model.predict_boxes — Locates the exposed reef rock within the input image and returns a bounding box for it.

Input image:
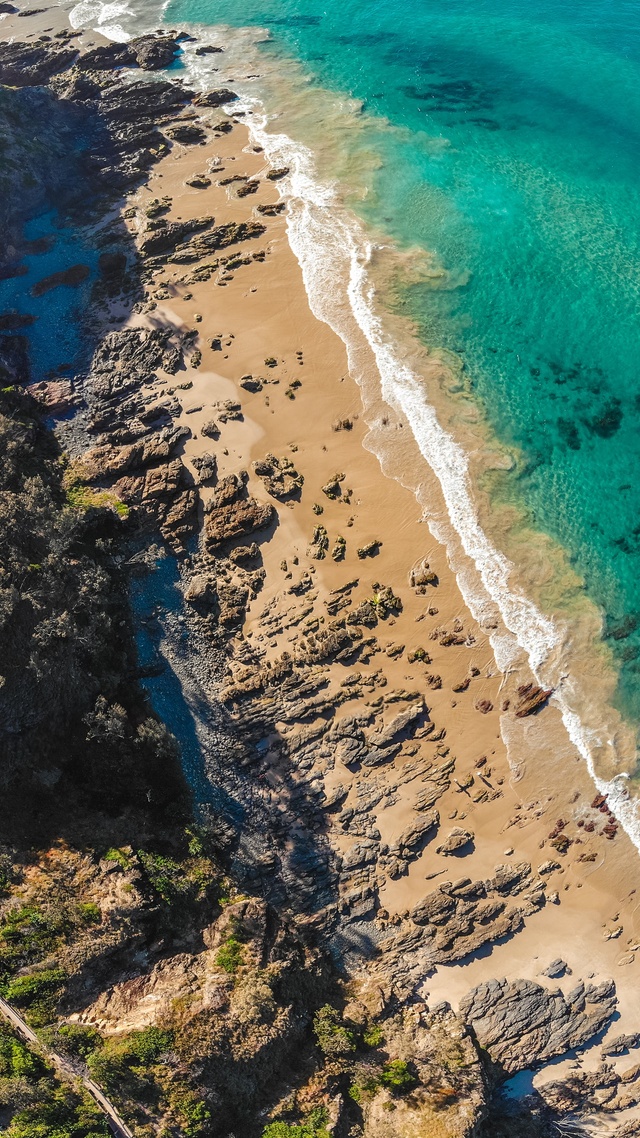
[460,976,617,1074]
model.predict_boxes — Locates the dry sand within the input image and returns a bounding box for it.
[4,0,640,1105]
[127,114,640,1082]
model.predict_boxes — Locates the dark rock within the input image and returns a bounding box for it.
[139,216,214,257]
[257,202,286,216]
[0,312,35,331]
[185,174,211,188]
[98,250,128,292]
[184,573,217,607]
[236,179,259,197]
[30,263,90,297]
[194,88,237,107]
[166,122,207,145]
[131,34,181,70]
[436,828,475,856]
[515,682,553,717]
[239,374,263,393]
[75,42,133,71]
[0,40,77,86]
[162,221,266,264]
[460,977,617,1074]
[201,420,220,439]
[205,497,275,547]
[601,1031,640,1057]
[0,334,29,385]
[541,958,569,979]
[229,543,259,565]
[357,540,381,559]
[191,452,217,484]
[252,453,303,499]
[28,379,78,415]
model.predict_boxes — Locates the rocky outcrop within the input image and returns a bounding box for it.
[205,497,275,547]
[539,1059,640,1117]
[0,40,78,86]
[436,827,475,856]
[460,976,617,1074]
[139,216,214,257]
[514,682,553,717]
[194,87,238,107]
[252,453,304,499]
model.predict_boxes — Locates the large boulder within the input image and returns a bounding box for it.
[460,976,617,1074]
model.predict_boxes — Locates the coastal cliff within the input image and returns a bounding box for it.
[0,10,639,1138]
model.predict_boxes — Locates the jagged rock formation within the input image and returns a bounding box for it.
[460,976,617,1074]
[0,24,628,1138]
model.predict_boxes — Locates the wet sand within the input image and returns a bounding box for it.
[5,0,640,1115]
[125,108,640,1081]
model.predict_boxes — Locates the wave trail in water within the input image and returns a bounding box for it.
[237,97,640,851]
[63,0,640,850]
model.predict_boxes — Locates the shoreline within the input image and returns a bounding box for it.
[126,21,640,1022]
[227,61,640,844]
[68,0,640,834]
[4,5,640,1130]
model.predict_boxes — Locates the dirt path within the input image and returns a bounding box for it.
[0,996,134,1138]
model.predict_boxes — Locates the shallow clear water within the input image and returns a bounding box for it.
[162,0,640,731]
[0,211,98,379]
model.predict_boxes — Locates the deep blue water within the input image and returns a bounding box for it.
[164,0,640,725]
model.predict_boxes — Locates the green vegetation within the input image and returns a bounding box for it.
[44,1024,103,1061]
[263,1106,330,1138]
[102,848,130,869]
[312,1005,356,1057]
[0,1020,107,1137]
[65,480,130,518]
[88,1026,173,1092]
[5,969,66,1026]
[350,1058,416,1103]
[215,935,245,975]
[0,906,67,987]
[76,903,101,925]
[362,1023,384,1048]
[379,1059,415,1091]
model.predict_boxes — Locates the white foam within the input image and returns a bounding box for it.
[238,97,640,853]
[69,0,135,40]
[63,10,640,851]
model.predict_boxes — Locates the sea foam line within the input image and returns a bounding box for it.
[238,98,640,853]
[64,3,640,853]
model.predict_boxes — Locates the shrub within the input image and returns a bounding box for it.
[0,1025,44,1080]
[77,903,101,925]
[379,1059,415,1093]
[215,936,244,975]
[88,1026,173,1091]
[103,848,130,869]
[50,1024,102,1060]
[4,1081,108,1137]
[0,907,66,982]
[362,1023,384,1048]
[166,1081,212,1138]
[263,1108,329,1138]
[5,969,65,1022]
[312,1005,356,1057]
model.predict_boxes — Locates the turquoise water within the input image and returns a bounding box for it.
[164,0,640,725]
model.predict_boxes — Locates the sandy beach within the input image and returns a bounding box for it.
[119,85,640,1100]
[4,4,640,1128]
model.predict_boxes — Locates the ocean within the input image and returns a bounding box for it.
[68,0,640,844]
